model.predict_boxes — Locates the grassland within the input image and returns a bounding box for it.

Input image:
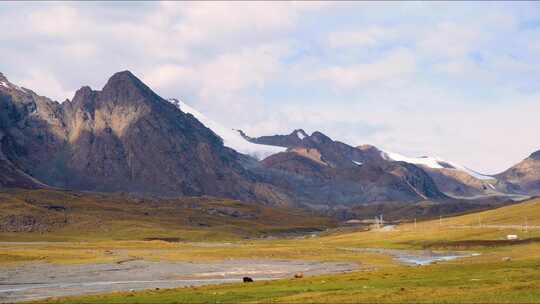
[41,259,540,304]
[0,189,333,243]
[3,191,540,303]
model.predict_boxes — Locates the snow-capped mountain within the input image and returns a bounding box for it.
[1,69,531,213]
[168,99,285,160]
[379,150,504,198]
[380,150,494,181]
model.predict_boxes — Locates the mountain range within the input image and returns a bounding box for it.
[1,71,537,213]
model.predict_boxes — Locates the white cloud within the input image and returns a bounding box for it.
[28,6,81,37]
[144,43,289,101]
[417,22,484,59]
[153,1,328,48]
[327,27,399,48]
[19,70,74,102]
[315,48,416,89]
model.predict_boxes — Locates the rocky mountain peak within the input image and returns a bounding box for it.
[106,70,140,84]
[101,70,158,104]
[308,131,332,144]
[292,129,308,140]
[72,86,94,101]
[70,86,97,113]
[0,72,8,83]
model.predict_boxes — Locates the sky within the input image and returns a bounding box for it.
[1,1,539,174]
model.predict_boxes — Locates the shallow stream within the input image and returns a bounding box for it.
[341,247,480,266]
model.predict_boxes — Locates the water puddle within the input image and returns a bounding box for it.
[340,248,480,266]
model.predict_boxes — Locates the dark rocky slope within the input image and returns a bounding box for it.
[246,128,511,200]
[247,130,448,207]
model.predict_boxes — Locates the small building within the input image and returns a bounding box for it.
[506,234,519,240]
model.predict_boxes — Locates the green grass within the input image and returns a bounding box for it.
[41,256,540,303]
[8,195,540,303]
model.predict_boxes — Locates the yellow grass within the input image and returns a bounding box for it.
[3,194,540,303]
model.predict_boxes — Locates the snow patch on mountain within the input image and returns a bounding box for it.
[381,150,494,181]
[353,160,363,166]
[0,80,27,93]
[169,98,285,160]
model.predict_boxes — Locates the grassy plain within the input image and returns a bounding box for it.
[2,191,540,303]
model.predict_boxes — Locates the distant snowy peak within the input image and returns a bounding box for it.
[168,98,285,160]
[381,150,495,181]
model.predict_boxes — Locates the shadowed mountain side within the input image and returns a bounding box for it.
[257,151,447,207]
[0,75,65,189]
[244,128,523,200]
[244,127,447,205]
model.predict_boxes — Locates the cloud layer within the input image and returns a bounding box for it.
[1,1,539,173]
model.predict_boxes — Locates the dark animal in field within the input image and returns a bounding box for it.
[294,272,304,279]
[46,205,66,211]
[243,277,253,283]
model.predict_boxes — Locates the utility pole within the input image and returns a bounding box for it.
[439,215,442,228]
[414,218,417,231]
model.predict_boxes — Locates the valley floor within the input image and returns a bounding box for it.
[0,256,357,303]
[2,194,540,303]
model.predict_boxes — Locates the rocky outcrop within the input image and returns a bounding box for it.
[240,129,308,148]
[0,73,63,189]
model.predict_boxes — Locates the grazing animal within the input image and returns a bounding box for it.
[46,205,66,211]
[243,277,254,283]
[502,257,512,262]
[294,272,304,279]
